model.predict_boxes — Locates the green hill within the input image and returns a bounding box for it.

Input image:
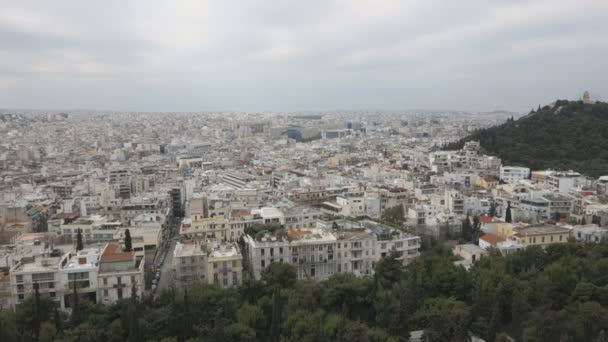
[444,100,608,177]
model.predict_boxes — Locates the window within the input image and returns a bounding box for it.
[214,262,218,269]
[261,260,265,268]
[131,276,135,284]
[279,247,283,254]
[560,235,563,241]
[117,288,123,299]
[261,248,265,256]
[103,278,108,286]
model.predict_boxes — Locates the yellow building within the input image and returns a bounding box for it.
[475,176,499,189]
[511,225,571,247]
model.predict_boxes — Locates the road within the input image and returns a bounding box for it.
[153,217,180,297]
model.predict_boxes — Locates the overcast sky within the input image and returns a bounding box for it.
[1,1,607,112]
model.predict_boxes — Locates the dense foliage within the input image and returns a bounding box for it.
[444,100,608,177]
[4,241,608,341]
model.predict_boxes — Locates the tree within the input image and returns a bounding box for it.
[461,215,472,242]
[582,217,587,225]
[261,263,297,290]
[374,249,403,287]
[33,282,41,339]
[505,202,512,223]
[472,216,481,244]
[76,228,83,251]
[124,229,133,252]
[414,297,470,342]
[489,202,497,217]
[382,205,405,226]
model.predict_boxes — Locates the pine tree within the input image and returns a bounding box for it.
[124,229,132,252]
[76,228,83,251]
[505,202,512,223]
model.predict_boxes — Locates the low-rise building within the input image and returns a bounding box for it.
[511,224,571,247]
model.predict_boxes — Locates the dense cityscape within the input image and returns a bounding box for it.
[2,95,608,341]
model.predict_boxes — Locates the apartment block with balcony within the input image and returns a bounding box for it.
[59,247,102,308]
[243,232,290,280]
[288,228,337,280]
[9,256,62,307]
[207,242,242,289]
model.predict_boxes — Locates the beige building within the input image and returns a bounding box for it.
[453,244,488,263]
[173,241,243,289]
[511,225,571,247]
[97,244,145,305]
[207,242,242,289]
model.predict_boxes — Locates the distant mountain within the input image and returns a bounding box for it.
[443,100,608,177]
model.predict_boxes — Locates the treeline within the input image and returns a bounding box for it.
[3,241,608,341]
[443,100,608,177]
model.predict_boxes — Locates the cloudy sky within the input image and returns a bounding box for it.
[1,0,607,112]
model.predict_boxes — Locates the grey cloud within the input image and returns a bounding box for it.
[0,0,607,112]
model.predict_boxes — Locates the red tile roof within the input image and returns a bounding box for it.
[101,244,133,262]
[479,233,505,246]
[479,215,504,224]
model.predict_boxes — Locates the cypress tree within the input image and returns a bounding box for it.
[124,229,132,252]
[76,228,83,251]
[270,287,282,341]
[505,202,512,223]
[53,305,62,333]
[33,282,41,339]
[71,280,80,327]
[489,202,497,217]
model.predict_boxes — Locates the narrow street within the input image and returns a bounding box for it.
[153,217,180,297]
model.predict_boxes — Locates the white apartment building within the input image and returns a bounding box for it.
[60,215,121,243]
[173,241,208,286]
[335,229,376,276]
[173,240,243,289]
[288,228,337,280]
[97,244,145,304]
[243,232,291,280]
[335,195,366,217]
[58,248,102,308]
[500,166,530,184]
[10,256,62,307]
[545,171,585,193]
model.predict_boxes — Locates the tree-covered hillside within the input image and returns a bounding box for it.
[4,241,608,341]
[444,100,608,177]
